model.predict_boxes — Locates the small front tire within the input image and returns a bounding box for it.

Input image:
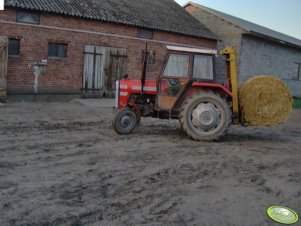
[112,108,138,134]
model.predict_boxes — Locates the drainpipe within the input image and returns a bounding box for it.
[33,60,47,101]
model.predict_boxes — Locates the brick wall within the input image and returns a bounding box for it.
[0,8,216,94]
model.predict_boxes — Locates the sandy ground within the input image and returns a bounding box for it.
[0,100,300,226]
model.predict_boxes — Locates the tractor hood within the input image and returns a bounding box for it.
[116,79,157,108]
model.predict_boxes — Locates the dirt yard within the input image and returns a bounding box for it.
[0,100,300,226]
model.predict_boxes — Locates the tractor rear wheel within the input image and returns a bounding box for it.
[113,108,138,134]
[179,91,231,141]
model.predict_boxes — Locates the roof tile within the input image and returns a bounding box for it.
[4,0,217,40]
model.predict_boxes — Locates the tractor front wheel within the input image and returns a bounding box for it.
[179,91,231,141]
[113,108,138,134]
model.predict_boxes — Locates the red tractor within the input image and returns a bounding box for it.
[112,45,239,141]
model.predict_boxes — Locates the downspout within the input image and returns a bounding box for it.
[33,60,47,101]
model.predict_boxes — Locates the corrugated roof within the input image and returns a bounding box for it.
[4,0,217,40]
[184,2,301,47]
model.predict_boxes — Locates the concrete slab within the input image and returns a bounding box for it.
[73,98,115,108]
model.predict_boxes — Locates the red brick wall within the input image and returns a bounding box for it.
[0,8,216,94]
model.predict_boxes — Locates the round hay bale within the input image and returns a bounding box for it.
[239,76,292,126]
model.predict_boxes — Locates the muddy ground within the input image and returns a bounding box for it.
[0,100,300,226]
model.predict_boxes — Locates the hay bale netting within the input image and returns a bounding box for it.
[239,76,292,126]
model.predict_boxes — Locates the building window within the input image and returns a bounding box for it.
[138,29,153,39]
[142,50,155,65]
[294,62,301,80]
[48,43,67,58]
[8,39,20,56]
[16,12,40,24]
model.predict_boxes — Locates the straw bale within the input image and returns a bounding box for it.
[239,76,292,126]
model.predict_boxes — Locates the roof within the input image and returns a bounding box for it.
[184,2,301,48]
[4,0,217,40]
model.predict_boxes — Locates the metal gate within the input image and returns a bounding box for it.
[83,45,126,98]
[0,36,8,102]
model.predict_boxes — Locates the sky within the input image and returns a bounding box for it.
[175,0,301,40]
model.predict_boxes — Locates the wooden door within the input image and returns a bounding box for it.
[104,47,126,97]
[83,45,126,98]
[0,36,8,102]
[83,45,105,97]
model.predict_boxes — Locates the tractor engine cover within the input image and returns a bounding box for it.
[116,79,157,109]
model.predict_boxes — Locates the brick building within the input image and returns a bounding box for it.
[184,2,301,98]
[0,0,217,100]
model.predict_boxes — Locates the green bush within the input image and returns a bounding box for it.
[293,98,301,108]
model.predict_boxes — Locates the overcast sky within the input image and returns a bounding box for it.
[175,0,301,40]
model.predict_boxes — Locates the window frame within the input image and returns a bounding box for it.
[294,62,301,80]
[8,39,20,56]
[163,53,190,78]
[192,54,215,81]
[48,42,68,59]
[137,29,153,40]
[141,50,156,66]
[16,11,40,24]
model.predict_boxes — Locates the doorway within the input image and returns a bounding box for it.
[0,36,8,102]
[83,45,126,98]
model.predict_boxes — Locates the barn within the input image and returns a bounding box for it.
[0,0,216,101]
[184,2,301,98]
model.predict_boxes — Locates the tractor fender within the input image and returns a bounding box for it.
[173,82,233,111]
[191,82,233,97]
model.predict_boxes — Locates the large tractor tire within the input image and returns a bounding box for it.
[179,91,231,141]
[113,108,138,134]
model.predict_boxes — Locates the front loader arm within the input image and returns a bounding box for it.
[221,47,240,125]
